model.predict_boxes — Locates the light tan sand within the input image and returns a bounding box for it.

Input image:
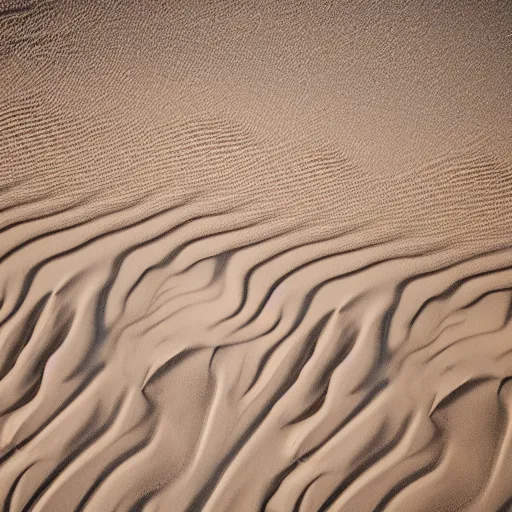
[1,1,512,510]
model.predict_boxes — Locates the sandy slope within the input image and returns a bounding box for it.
[1,1,512,510]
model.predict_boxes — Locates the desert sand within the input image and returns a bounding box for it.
[1,0,512,510]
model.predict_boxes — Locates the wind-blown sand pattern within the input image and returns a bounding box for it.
[1,1,512,511]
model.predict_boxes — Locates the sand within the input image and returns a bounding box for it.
[1,0,512,510]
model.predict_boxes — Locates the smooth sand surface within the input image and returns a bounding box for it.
[1,1,512,510]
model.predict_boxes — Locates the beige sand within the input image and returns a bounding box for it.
[1,0,512,510]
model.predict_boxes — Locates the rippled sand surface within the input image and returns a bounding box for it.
[1,1,512,511]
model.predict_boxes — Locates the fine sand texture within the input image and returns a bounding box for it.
[1,1,512,511]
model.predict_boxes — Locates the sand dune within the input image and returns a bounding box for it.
[1,1,512,510]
